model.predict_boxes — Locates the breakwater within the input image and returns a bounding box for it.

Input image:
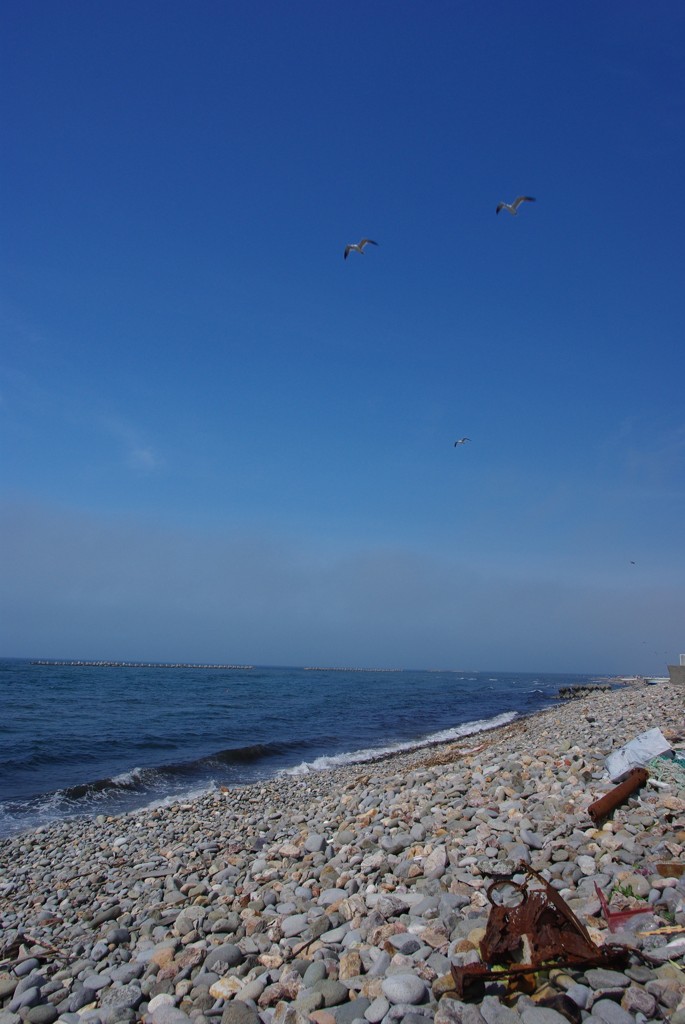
[30,660,254,669]
[557,682,613,699]
[303,666,402,672]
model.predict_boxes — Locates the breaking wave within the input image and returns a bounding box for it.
[281,710,518,775]
[0,739,311,835]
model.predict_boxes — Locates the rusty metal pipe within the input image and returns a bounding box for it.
[588,766,648,824]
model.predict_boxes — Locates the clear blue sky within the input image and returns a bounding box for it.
[2,1,683,673]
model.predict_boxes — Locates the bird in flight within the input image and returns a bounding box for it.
[454,437,471,446]
[344,238,378,260]
[496,196,536,216]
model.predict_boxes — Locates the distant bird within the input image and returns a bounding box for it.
[454,437,471,446]
[496,196,536,216]
[344,238,378,260]
[630,561,636,565]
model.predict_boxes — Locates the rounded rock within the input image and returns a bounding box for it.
[381,974,427,1006]
[8,986,41,1012]
[521,1011,570,1024]
[14,960,41,978]
[590,999,636,1024]
[26,1005,59,1024]
[90,941,109,962]
[312,979,349,1007]
[150,1008,192,1024]
[147,994,177,1013]
[220,1003,262,1024]
[202,944,243,971]
[364,996,390,1023]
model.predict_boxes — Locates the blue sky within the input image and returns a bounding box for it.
[1,1,683,673]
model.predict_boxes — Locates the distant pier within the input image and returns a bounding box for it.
[31,660,254,670]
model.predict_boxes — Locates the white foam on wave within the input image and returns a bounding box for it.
[0,787,90,839]
[111,766,146,786]
[138,780,217,814]
[280,711,518,776]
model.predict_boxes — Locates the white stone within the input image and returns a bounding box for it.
[381,972,426,1005]
[147,994,176,1013]
[576,855,596,875]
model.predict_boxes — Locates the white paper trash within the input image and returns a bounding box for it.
[605,726,672,783]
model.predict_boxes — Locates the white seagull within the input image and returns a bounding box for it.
[454,437,471,446]
[344,238,378,260]
[496,196,536,216]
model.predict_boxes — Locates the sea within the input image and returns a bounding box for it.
[0,659,606,839]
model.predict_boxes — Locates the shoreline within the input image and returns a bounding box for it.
[1,680,684,1024]
[1,664,607,838]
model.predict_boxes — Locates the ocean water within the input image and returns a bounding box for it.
[0,659,602,838]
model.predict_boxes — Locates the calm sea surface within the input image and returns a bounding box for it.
[0,659,602,837]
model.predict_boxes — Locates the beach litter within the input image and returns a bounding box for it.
[594,881,654,933]
[605,726,672,782]
[657,861,685,878]
[449,864,630,1001]
[647,752,685,792]
[587,765,648,824]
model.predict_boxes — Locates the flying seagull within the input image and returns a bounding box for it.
[496,196,536,216]
[344,238,378,260]
[454,437,470,446]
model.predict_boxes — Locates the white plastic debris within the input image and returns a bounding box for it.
[605,726,673,783]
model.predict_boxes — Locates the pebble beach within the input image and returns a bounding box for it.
[2,681,684,1024]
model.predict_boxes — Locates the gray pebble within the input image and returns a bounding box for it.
[220,1004,261,1024]
[281,914,309,938]
[66,986,97,1013]
[97,983,143,1013]
[385,933,421,955]
[564,983,590,1009]
[381,974,426,1006]
[81,975,111,993]
[202,944,243,971]
[15,974,47,997]
[150,1009,192,1024]
[383,1006,433,1022]
[92,907,121,926]
[520,1011,570,1024]
[331,998,371,1024]
[8,986,41,1013]
[584,969,630,991]
[590,1000,635,1024]
[389,1015,430,1024]
[0,979,19,1000]
[435,1001,486,1024]
[109,964,144,984]
[364,996,390,1023]
[14,959,41,978]
[302,962,327,987]
[293,991,324,1015]
[304,833,327,854]
[312,979,349,1007]
[479,996,522,1024]
[318,888,348,906]
[26,1006,59,1024]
